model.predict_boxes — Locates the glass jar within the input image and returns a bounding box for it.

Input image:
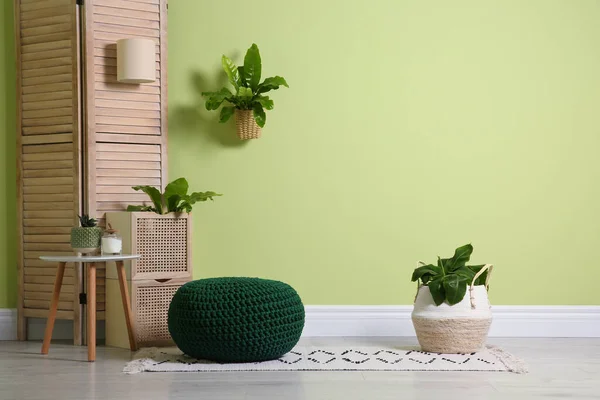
[101,226,122,255]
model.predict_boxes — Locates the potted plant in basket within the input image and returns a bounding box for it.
[411,244,493,353]
[71,215,102,255]
[202,43,289,140]
[126,177,221,214]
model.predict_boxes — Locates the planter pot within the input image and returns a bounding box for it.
[70,227,102,254]
[235,109,261,140]
[411,264,493,354]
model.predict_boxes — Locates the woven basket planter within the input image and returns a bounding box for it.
[411,264,493,354]
[235,109,261,140]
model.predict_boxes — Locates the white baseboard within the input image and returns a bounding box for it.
[2,306,599,340]
[303,305,600,337]
[0,309,17,340]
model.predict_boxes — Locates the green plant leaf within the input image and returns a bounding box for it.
[164,178,189,198]
[440,257,453,270]
[226,96,243,108]
[78,214,97,227]
[166,195,182,213]
[202,87,233,110]
[164,178,188,213]
[411,264,442,282]
[237,86,253,99]
[243,43,262,91]
[252,103,266,128]
[437,256,453,275]
[427,278,446,306]
[257,76,289,94]
[189,191,222,203]
[237,66,247,86]
[256,95,274,110]
[453,266,476,281]
[467,265,488,286]
[442,275,468,305]
[446,244,473,271]
[132,185,163,214]
[219,106,235,123]
[221,55,240,90]
[126,205,156,212]
[180,201,193,213]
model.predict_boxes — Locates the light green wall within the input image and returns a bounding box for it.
[2,1,600,307]
[1,0,17,309]
[168,0,600,305]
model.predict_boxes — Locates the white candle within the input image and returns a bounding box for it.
[102,237,122,254]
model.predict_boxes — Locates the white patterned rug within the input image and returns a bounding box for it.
[124,346,527,374]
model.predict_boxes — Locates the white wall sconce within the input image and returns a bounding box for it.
[117,38,156,83]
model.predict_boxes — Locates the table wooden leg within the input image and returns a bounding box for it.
[73,261,83,346]
[41,262,66,355]
[116,260,137,351]
[87,263,96,362]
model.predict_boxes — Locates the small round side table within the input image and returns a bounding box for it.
[39,254,140,362]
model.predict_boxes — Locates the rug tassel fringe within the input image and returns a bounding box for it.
[123,347,160,374]
[486,345,529,374]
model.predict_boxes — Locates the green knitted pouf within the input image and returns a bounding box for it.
[168,277,305,363]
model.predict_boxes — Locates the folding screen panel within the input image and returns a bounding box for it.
[15,0,168,342]
[81,0,168,323]
[15,0,83,342]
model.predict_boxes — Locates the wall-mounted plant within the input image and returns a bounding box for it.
[126,177,221,215]
[202,43,289,140]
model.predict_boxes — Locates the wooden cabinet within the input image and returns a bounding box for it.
[14,0,168,342]
[104,212,192,348]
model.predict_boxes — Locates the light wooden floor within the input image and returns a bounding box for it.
[0,337,598,400]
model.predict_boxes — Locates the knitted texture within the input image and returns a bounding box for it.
[168,277,305,363]
[70,227,102,250]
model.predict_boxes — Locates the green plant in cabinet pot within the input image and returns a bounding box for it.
[202,43,289,140]
[126,177,221,215]
[71,215,102,255]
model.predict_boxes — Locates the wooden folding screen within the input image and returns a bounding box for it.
[15,0,168,342]
[83,0,167,224]
[15,0,83,343]
[82,0,168,330]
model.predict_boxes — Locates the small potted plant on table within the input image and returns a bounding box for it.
[411,244,493,353]
[70,215,102,255]
[202,43,289,140]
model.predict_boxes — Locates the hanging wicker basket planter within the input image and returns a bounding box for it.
[235,109,262,140]
[411,264,493,354]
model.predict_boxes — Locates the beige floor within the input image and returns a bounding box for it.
[0,337,598,400]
